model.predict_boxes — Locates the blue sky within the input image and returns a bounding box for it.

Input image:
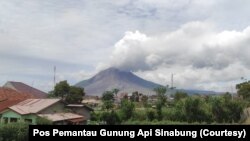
[1,0,250,92]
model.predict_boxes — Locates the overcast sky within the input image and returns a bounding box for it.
[1,0,250,92]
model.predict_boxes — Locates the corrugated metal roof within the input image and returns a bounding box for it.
[0,87,35,112]
[9,99,61,114]
[3,81,47,98]
[38,113,85,122]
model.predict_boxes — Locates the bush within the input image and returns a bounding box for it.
[132,110,147,121]
[100,111,121,125]
[36,117,53,125]
[119,99,135,120]
[146,110,156,121]
[0,122,28,141]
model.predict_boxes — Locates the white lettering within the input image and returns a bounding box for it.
[202,129,244,138]
[33,129,50,136]
[137,129,152,138]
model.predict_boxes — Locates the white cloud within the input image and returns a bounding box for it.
[109,22,250,91]
[1,0,250,92]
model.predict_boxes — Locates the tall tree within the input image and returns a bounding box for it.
[174,91,188,102]
[153,86,167,120]
[53,80,70,98]
[51,80,85,104]
[141,95,148,107]
[112,88,119,102]
[65,86,85,104]
[120,99,135,120]
[112,88,120,97]
[130,91,139,102]
[236,81,250,100]
[101,91,114,111]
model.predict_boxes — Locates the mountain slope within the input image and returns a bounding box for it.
[75,67,219,96]
[75,67,162,96]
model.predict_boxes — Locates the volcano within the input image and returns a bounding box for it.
[75,67,161,96]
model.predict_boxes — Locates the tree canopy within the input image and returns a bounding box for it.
[101,91,115,111]
[53,80,70,98]
[65,86,85,104]
[50,80,85,104]
[236,81,250,100]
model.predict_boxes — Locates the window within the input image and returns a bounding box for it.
[3,117,8,123]
[24,119,32,123]
[10,118,18,122]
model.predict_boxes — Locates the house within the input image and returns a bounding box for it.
[3,81,47,98]
[66,104,93,120]
[0,99,85,125]
[0,87,35,113]
[82,98,101,107]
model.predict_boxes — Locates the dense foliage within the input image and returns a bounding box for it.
[101,91,115,110]
[91,87,246,125]
[49,80,85,104]
[0,122,28,141]
[236,81,250,100]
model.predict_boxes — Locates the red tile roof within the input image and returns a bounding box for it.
[0,87,35,112]
[3,81,47,98]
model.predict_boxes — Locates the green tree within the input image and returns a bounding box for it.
[141,95,148,107]
[209,97,226,123]
[120,99,135,120]
[223,92,232,102]
[184,97,211,123]
[101,111,121,125]
[153,86,167,120]
[90,111,101,122]
[50,80,85,104]
[112,88,119,102]
[65,86,85,104]
[130,91,139,102]
[154,86,167,104]
[101,91,114,111]
[236,81,250,100]
[210,96,244,123]
[112,88,120,97]
[226,100,244,123]
[171,99,186,121]
[174,91,188,101]
[53,80,70,98]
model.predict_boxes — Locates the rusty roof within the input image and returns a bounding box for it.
[0,87,35,112]
[38,113,85,122]
[3,81,47,98]
[9,99,61,115]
